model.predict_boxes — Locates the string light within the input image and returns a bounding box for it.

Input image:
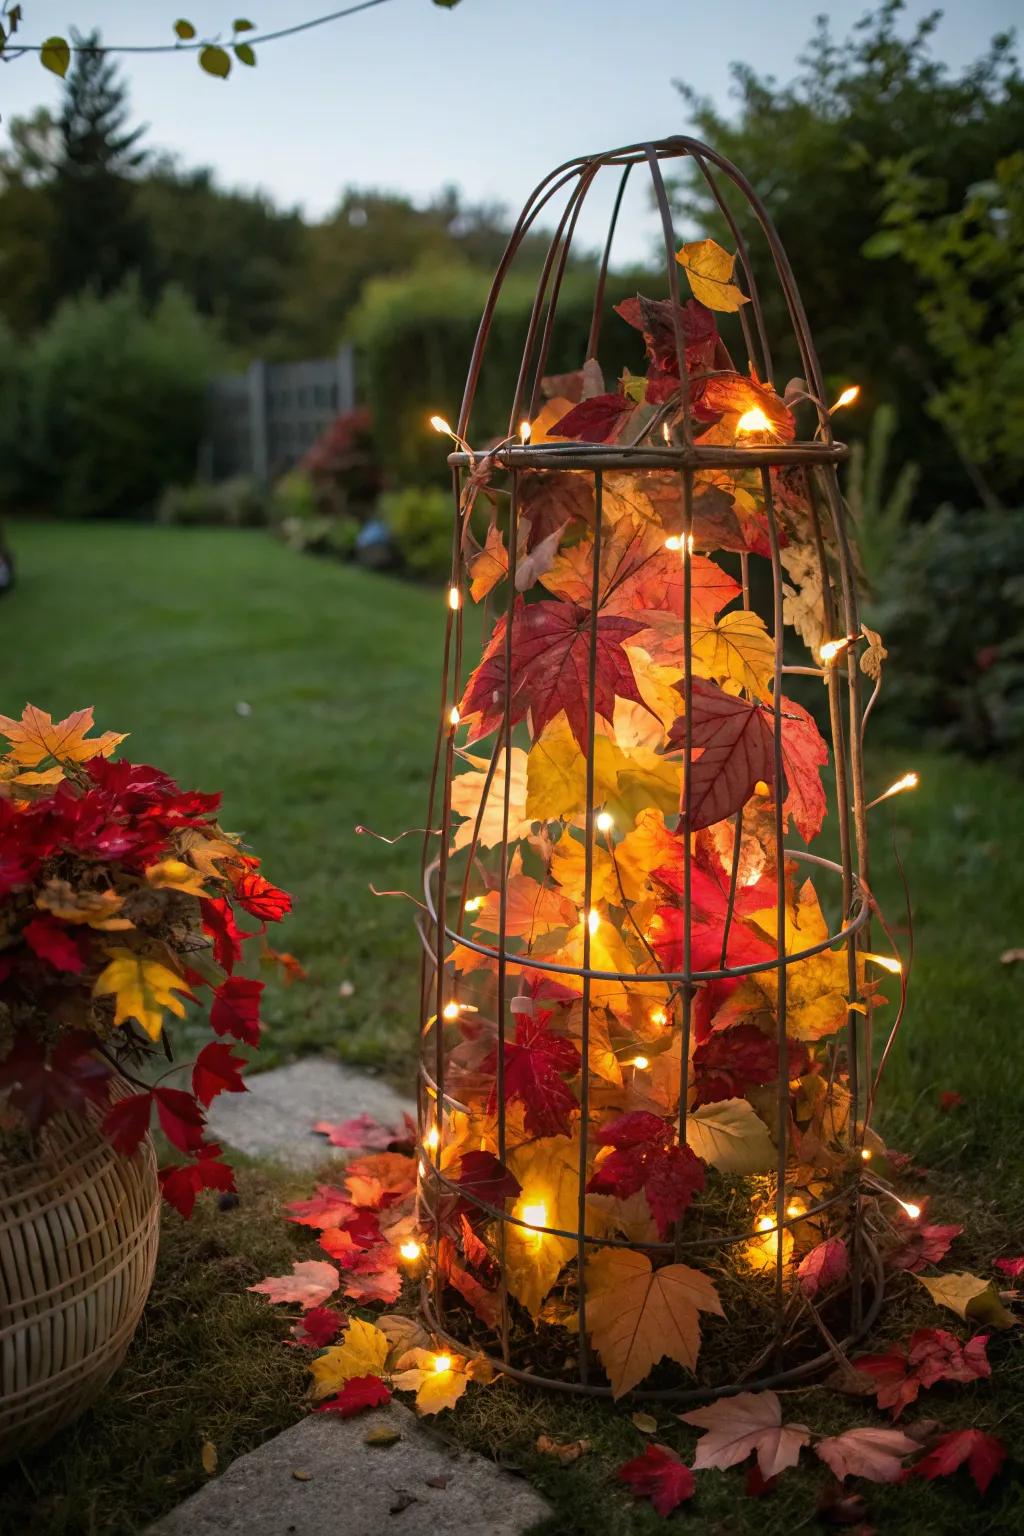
[519,420,532,445]
[399,1239,422,1262]
[650,1008,668,1027]
[830,384,860,413]
[864,951,903,975]
[664,533,695,555]
[429,414,452,436]
[860,1148,873,1162]
[596,810,614,834]
[632,1055,650,1070]
[819,636,853,664]
[786,1200,806,1219]
[901,1200,922,1221]
[662,422,672,444]
[587,908,601,937]
[448,587,461,610]
[756,1215,775,1233]
[464,895,483,913]
[448,706,460,727]
[736,406,772,434]
[520,1202,548,1231]
[867,772,919,810]
[442,1001,461,1021]
[432,1354,453,1374]
[424,1126,440,1152]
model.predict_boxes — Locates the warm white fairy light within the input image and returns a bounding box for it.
[861,1147,873,1162]
[830,384,860,413]
[596,810,614,834]
[819,635,854,664]
[430,414,452,436]
[442,1001,461,1021]
[632,1055,650,1070]
[756,1215,775,1233]
[448,706,460,727]
[520,1201,548,1231]
[662,422,671,444]
[424,1126,440,1152]
[519,420,532,444]
[586,908,601,937]
[448,586,461,610]
[864,951,903,976]
[664,533,695,555]
[399,1239,422,1262]
[785,1200,806,1219]
[650,1007,668,1027]
[737,406,772,434]
[867,772,919,810]
[464,895,483,913]
[432,1354,453,1374]
[901,1200,922,1221]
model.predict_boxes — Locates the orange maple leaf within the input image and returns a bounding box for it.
[0,705,125,767]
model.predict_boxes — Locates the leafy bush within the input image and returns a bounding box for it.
[12,281,223,519]
[869,505,1024,753]
[300,407,380,519]
[379,485,452,580]
[156,476,266,527]
[269,468,358,559]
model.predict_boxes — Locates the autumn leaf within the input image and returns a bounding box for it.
[483,1014,581,1138]
[585,1245,723,1397]
[233,871,291,922]
[145,859,209,899]
[747,880,870,1042]
[288,1306,345,1348]
[814,1426,919,1483]
[159,1145,235,1217]
[691,610,776,700]
[797,1236,849,1299]
[910,1428,1006,1496]
[308,1317,389,1398]
[525,713,620,821]
[994,1256,1024,1279]
[450,748,532,850]
[209,976,264,1046]
[455,1149,521,1213]
[676,239,749,312]
[618,1442,695,1517]
[201,896,251,973]
[285,1184,356,1229]
[468,521,508,602]
[391,1347,470,1415]
[103,1089,155,1154]
[553,392,637,443]
[586,1111,705,1238]
[249,1259,340,1312]
[685,1097,776,1174]
[503,1135,592,1318]
[93,949,192,1041]
[668,679,776,830]
[0,1030,111,1129]
[23,915,87,973]
[681,1390,811,1479]
[888,1216,962,1273]
[471,863,577,941]
[313,1112,405,1150]
[614,292,718,380]
[779,696,829,843]
[691,1023,808,1106]
[550,830,617,907]
[37,880,133,930]
[458,597,651,753]
[915,1271,1017,1329]
[697,373,795,440]
[853,1327,991,1418]
[192,1041,248,1107]
[0,703,125,766]
[316,1375,392,1418]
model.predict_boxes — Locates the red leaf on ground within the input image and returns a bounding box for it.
[459,597,650,753]
[910,1427,1006,1495]
[248,1258,339,1309]
[586,1111,705,1238]
[618,1442,695,1517]
[798,1236,849,1299]
[938,1089,966,1111]
[153,1085,207,1153]
[888,1219,962,1273]
[552,392,636,443]
[854,1328,990,1419]
[200,897,252,974]
[159,1146,235,1218]
[313,1113,402,1149]
[192,1041,248,1107]
[439,1235,501,1326]
[316,1375,392,1417]
[994,1256,1024,1279]
[210,976,264,1045]
[814,1425,918,1483]
[284,1184,356,1229]
[0,1030,111,1129]
[103,1089,154,1154]
[233,871,291,923]
[745,1463,777,1497]
[288,1306,346,1347]
[692,1024,808,1106]
[341,1267,402,1305]
[483,1015,581,1138]
[23,915,87,973]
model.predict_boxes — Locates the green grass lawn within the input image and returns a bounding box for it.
[2,521,1023,1534]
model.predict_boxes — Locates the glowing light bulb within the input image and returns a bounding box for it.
[430,414,452,436]
[448,586,461,610]
[519,420,532,444]
[464,895,483,913]
[650,1008,668,1028]
[587,908,600,937]
[596,811,614,834]
[819,636,853,664]
[632,1055,650,1070]
[664,534,681,551]
[864,951,903,975]
[433,1354,452,1374]
[737,406,772,434]
[442,1001,461,1021]
[830,385,860,412]
[868,772,919,809]
[521,1202,547,1231]
[400,1239,422,1262]
[786,1201,805,1220]
[449,706,460,727]
[424,1126,440,1152]
[860,1147,873,1162]
[901,1200,921,1222]
[754,779,770,797]
[662,422,671,444]
[757,1215,775,1233]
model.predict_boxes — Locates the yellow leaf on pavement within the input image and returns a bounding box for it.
[93,949,191,1040]
[309,1318,390,1400]
[676,239,749,313]
[0,703,125,767]
[37,879,133,930]
[585,1246,723,1397]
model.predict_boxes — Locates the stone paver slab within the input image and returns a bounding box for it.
[148,1404,550,1536]
[207,1057,413,1170]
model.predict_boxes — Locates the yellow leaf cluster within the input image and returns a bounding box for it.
[309,1318,389,1399]
[676,239,750,313]
[93,949,191,1041]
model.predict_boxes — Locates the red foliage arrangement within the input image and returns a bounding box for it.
[0,705,291,1216]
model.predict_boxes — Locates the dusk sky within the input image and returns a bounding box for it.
[2,1,1018,262]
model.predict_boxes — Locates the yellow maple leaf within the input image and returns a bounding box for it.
[550,830,616,907]
[177,828,243,881]
[585,1246,724,1397]
[93,949,191,1040]
[612,809,677,905]
[685,1097,776,1174]
[915,1272,1017,1330]
[747,880,874,1041]
[309,1317,390,1400]
[501,1136,606,1319]
[691,610,775,700]
[529,394,573,446]
[525,712,619,822]
[145,859,209,899]
[450,748,532,852]
[471,852,577,940]
[391,1346,470,1414]
[468,522,508,603]
[37,879,133,930]
[0,704,125,767]
[676,239,750,313]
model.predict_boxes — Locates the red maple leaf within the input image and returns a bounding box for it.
[553,392,637,443]
[313,1112,403,1149]
[854,1328,990,1419]
[614,293,718,381]
[316,1374,392,1417]
[697,372,795,440]
[587,1111,705,1237]
[994,1255,1024,1279]
[0,1030,111,1129]
[778,696,829,843]
[439,1234,501,1326]
[618,1442,695,1517]
[647,889,775,976]
[209,976,263,1046]
[888,1216,962,1273]
[232,871,291,923]
[23,915,88,974]
[200,897,252,974]
[288,1306,346,1348]
[455,1149,522,1215]
[284,1183,357,1229]
[103,1089,155,1154]
[159,1144,235,1218]
[341,1267,402,1305]
[458,597,650,752]
[192,1041,248,1107]
[797,1236,848,1299]
[691,1024,809,1106]
[483,1014,581,1138]
[153,1085,207,1153]
[669,679,777,829]
[910,1428,1006,1496]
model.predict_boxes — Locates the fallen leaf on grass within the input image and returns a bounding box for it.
[853,1327,990,1418]
[909,1427,1006,1495]
[200,1440,217,1475]
[915,1271,1017,1329]
[618,1442,695,1517]
[288,1306,346,1348]
[585,1246,723,1397]
[797,1237,848,1299]
[309,1318,390,1399]
[248,1259,339,1310]
[537,1434,591,1464]
[631,1411,658,1435]
[994,1256,1024,1279]
[315,1375,392,1418]
[680,1390,810,1478]
[938,1090,965,1111]
[391,1348,470,1415]
[814,1426,919,1483]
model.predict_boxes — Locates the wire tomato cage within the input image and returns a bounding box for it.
[411,136,916,1403]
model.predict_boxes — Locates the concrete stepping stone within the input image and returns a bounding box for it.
[207,1057,414,1170]
[148,1403,551,1535]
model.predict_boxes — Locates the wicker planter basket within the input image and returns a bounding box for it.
[0,1104,160,1459]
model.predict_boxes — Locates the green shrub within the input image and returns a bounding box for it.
[379,485,453,581]
[869,505,1024,754]
[16,281,223,519]
[156,476,266,527]
[270,468,359,559]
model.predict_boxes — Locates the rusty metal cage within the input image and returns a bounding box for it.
[415,137,906,1403]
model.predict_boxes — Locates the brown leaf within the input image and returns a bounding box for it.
[536,1434,591,1464]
